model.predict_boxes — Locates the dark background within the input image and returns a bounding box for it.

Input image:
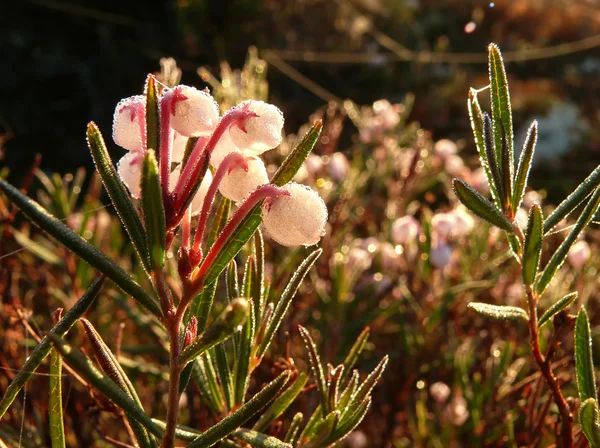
[2,0,600,200]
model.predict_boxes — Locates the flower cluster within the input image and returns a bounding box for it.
[112,82,327,253]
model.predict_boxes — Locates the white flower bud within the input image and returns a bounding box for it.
[430,244,452,269]
[431,213,456,241]
[113,95,145,151]
[305,154,324,175]
[328,152,350,181]
[169,86,219,137]
[219,156,269,203]
[568,240,591,269]
[434,139,457,159]
[171,132,189,162]
[210,130,240,168]
[391,216,419,245]
[430,382,451,404]
[449,206,474,237]
[117,151,144,198]
[229,100,284,154]
[169,165,213,215]
[444,154,466,176]
[262,183,327,247]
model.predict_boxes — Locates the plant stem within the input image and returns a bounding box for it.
[162,312,183,448]
[525,285,572,446]
[514,223,573,446]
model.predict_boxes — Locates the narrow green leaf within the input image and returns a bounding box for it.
[298,326,330,415]
[271,121,322,186]
[256,249,322,359]
[499,125,513,215]
[145,75,160,154]
[545,164,600,233]
[187,371,291,448]
[468,89,498,203]
[202,207,263,289]
[188,278,218,331]
[234,301,255,405]
[467,302,528,322]
[327,397,371,445]
[192,358,224,414]
[0,179,162,317]
[452,179,514,233]
[80,319,153,447]
[253,230,265,325]
[232,429,292,448]
[0,277,104,419]
[512,121,538,211]
[488,43,514,174]
[483,113,505,208]
[141,150,166,269]
[538,292,578,329]
[213,344,235,410]
[537,188,600,295]
[339,327,370,384]
[48,333,163,439]
[343,356,387,415]
[253,372,309,432]
[522,204,543,286]
[49,349,65,448]
[283,413,304,445]
[207,196,231,248]
[86,122,151,272]
[579,398,600,448]
[227,259,240,300]
[575,307,597,402]
[180,298,250,365]
[303,411,339,448]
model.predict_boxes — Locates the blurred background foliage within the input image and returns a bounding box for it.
[3,0,600,201]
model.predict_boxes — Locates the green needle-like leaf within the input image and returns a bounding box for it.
[0,277,104,419]
[326,397,371,445]
[256,249,322,359]
[141,150,166,269]
[538,292,578,329]
[488,43,514,174]
[467,302,528,323]
[0,179,162,317]
[452,179,514,233]
[180,299,250,365]
[298,326,330,415]
[339,327,370,384]
[86,122,151,272]
[579,398,600,448]
[49,349,65,448]
[187,371,291,448]
[188,279,219,331]
[468,89,499,203]
[232,429,292,448]
[522,204,543,286]
[575,307,597,403]
[253,372,309,432]
[233,301,255,405]
[283,413,304,445]
[483,114,505,208]
[545,163,600,233]
[537,188,600,295]
[271,121,322,186]
[512,121,538,211]
[81,319,153,447]
[145,75,160,155]
[48,333,163,439]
